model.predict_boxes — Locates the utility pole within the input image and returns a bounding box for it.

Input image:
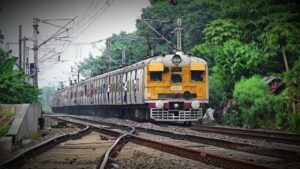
[33,18,39,87]
[19,25,22,70]
[23,37,27,72]
[175,18,183,51]
[31,17,75,87]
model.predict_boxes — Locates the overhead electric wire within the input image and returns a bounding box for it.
[58,0,114,58]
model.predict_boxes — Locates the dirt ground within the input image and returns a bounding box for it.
[19,131,115,169]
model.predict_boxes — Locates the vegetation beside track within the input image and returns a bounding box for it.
[0,49,40,104]
[0,111,15,137]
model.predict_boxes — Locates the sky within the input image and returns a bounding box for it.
[0,0,150,88]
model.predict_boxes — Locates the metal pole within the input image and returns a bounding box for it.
[176,18,182,51]
[33,18,39,87]
[23,37,26,72]
[19,25,22,70]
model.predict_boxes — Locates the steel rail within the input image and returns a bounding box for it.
[0,117,91,169]
[55,115,300,160]
[99,127,135,169]
[57,115,276,169]
[191,125,300,146]
[130,136,275,169]
[135,127,300,160]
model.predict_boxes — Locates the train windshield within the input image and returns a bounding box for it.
[191,71,203,81]
[150,72,162,81]
[171,74,182,83]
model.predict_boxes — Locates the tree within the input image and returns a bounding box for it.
[214,40,262,92]
[0,49,40,104]
[285,59,300,112]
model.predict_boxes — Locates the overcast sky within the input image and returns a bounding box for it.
[0,0,150,88]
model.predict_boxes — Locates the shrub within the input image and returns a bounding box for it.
[224,110,242,126]
[0,49,40,104]
[288,113,300,134]
[233,76,270,127]
[0,123,11,138]
[208,74,227,108]
[233,75,289,128]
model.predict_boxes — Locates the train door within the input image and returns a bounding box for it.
[131,70,136,104]
[122,71,127,105]
[99,77,103,104]
[97,77,100,104]
[127,71,131,104]
[116,74,121,105]
[115,75,119,105]
[133,69,138,104]
[113,75,117,104]
[136,68,143,104]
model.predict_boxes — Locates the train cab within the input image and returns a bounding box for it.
[145,52,208,122]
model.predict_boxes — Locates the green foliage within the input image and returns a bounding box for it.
[0,49,40,104]
[275,112,288,130]
[233,76,269,127]
[191,43,217,71]
[224,110,242,126]
[137,0,220,52]
[285,59,300,101]
[208,74,226,108]
[203,19,241,44]
[0,123,11,138]
[233,76,289,128]
[214,40,262,92]
[288,113,300,134]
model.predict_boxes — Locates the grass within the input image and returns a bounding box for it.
[29,132,41,141]
[0,123,11,137]
[0,111,15,138]
[0,111,15,119]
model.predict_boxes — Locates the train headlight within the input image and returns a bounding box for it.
[155,100,164,109]
[172,54,182,65]
[191,101,200,109]
[174,103,179,108]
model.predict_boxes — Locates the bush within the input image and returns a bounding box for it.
[224,110,242,126]
[208,74,227,108]
[288,113,300,133]
[285,59,300,112]
[233,75,289,128]
[233,76,269,127]
[0,123,11,138]
[0,49,40,104]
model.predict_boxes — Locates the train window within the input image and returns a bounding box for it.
[150,72,162,81]
[191,71,203,81]
[171,74,182,83]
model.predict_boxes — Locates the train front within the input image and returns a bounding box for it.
[145,52,208,122]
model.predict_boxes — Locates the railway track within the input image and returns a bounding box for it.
[54,115,281,169]
[60,115,300,161]
[0,117,91,169]
[3,114,298,169]
[191,125,300,146]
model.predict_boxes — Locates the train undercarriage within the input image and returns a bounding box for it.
[51,103,203,125]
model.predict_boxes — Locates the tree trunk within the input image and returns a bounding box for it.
[281,47,289,71]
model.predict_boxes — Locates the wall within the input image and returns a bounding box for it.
[0,104,41,143]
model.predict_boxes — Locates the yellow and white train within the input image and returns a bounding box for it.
[50,52,208,123]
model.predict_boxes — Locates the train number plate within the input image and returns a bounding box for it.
[171,86,182,91]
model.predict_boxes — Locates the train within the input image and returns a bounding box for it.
[50,52,209,124]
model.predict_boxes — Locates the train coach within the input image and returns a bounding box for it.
[50,52,208,123]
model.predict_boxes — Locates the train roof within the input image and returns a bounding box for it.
[52,53,206,95]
